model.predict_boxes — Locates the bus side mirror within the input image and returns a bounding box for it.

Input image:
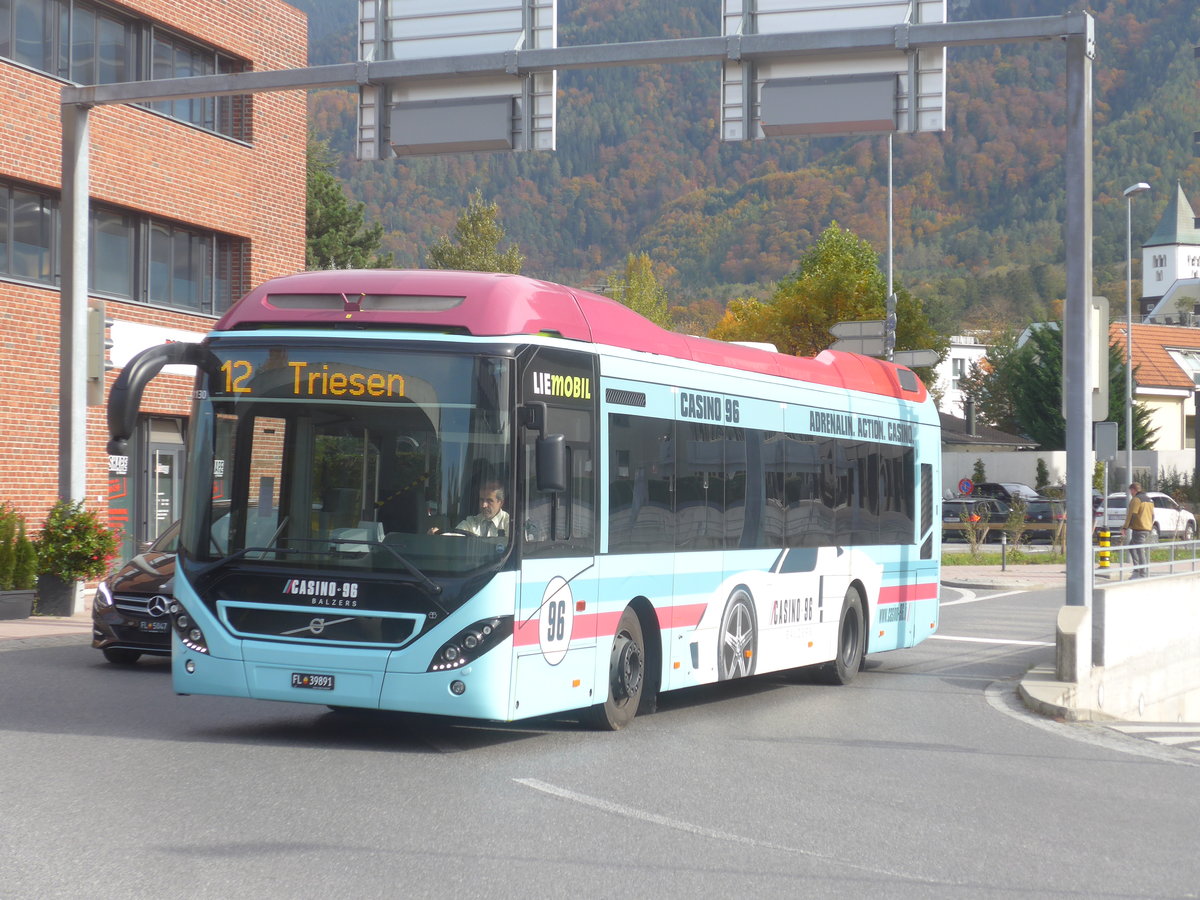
[536,433,566,493]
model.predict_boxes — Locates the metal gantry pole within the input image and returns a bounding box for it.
[1063,20,1094,608]
[1123,182,1150,489]
[1126,192,1135,487]
[58,102,91,505]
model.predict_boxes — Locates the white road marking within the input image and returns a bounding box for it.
[986,681,1200,767]
[1110,724,1200,734]
[515,777,798,852]
[929,634,1054,647]
[940,589,1028,606]
[513,777,957,885]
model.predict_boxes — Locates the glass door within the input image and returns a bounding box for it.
[145,417,186,544]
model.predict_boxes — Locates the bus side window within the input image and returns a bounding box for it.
[523,412,595,555]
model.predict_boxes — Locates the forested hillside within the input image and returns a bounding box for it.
[290,0,1200,333]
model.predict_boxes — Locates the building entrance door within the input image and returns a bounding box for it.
[144,418,185,544]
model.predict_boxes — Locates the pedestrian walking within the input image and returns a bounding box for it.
[1123,482,1155,578]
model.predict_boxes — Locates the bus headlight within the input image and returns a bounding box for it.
[427,616,512,672]
[172,603,209,654]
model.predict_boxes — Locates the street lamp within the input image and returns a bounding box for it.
[1124,181,1151,489]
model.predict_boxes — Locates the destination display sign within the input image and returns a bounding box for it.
[209,357,407,401]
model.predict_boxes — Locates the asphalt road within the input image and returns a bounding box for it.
[2,586,1197,899]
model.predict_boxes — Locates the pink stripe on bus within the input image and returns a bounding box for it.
[877,582,938,605]
[512,602,710,646]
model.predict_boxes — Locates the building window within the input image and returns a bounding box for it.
[68,2,136,84]
[4,0,56,73]
[951,357,966,391]
[90,206,134,296]
[0,182,57,284]
[0,0,250,140]
[148,220,211,311]
[0,179,246,313]
[149,30,247,137]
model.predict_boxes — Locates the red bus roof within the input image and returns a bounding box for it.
[214,269,926,402]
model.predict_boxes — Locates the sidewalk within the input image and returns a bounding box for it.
[940,563,1067,592]
[0,594,93,644]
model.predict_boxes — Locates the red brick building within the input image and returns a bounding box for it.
[0,0,307,554]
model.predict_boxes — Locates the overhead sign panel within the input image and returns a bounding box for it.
[830,319,885,339]
[761,74,897,136]
[830,336,886,356]
[358,0,556,159]
[891,349,939,368]
[722,0,946,141]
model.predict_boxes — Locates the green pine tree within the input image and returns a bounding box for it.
[306,135,393,270]
[425,190,524,274]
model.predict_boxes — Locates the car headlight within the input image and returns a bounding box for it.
[95,581,115,609]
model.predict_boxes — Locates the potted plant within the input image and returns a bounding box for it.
[0,504,38,619]
[35,500,121,617]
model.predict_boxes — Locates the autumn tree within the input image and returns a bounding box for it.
[605,253,671,327]
[425,190,524,274]
[958,329,1023,434]
[709,223,947,371]
[305,136,392,270]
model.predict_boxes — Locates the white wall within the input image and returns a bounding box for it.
[933,335,988,418]
[942,448,1199,496]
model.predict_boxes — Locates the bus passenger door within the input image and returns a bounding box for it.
[513,362,599,720]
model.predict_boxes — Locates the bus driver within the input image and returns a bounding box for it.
[431,482,509,537]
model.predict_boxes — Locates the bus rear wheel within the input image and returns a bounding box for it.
[717,588,756,680]
[818,586,864,685]
[585,606,645,731]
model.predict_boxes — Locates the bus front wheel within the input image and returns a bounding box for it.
[819,586,864,685]
[585,606,646,731]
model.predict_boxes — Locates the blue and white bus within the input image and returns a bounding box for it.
[107,270,940,729]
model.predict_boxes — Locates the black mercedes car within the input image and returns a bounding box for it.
[92,520,178,664]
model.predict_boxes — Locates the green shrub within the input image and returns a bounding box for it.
[1035,458,1050,493]
[0,504,38,591]
[0,506,14,590]
[36,500,121,582]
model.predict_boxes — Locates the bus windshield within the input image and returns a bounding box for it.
[181,341,513,578]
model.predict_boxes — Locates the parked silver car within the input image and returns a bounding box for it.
[1094,492,1197,541]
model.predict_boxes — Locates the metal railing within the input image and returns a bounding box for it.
[1094,531,1200,583]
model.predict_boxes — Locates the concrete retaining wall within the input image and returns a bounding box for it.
[1066,574,1200,721]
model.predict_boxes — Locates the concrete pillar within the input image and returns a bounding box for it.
[1056,604,1093,683]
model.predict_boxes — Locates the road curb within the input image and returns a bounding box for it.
[941,578,1059,591]
[0,633,90,652]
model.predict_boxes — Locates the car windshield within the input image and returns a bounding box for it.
[150,520,181,553]
[181,340,513,578]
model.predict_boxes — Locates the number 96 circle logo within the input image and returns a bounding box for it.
[538,576,574,666]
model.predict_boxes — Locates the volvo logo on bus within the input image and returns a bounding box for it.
[281,616,354,637]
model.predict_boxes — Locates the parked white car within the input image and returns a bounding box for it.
[1094,491,1197,541]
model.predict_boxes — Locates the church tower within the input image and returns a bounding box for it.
[1141,182,1200,316]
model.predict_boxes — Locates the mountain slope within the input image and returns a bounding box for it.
[292,0,1200,330]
